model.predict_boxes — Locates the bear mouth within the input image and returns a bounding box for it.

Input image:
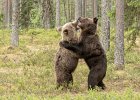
[76,25,80,30]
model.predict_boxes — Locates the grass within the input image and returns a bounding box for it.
[0,29,140,99]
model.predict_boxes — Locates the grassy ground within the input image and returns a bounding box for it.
[0,29,140,100]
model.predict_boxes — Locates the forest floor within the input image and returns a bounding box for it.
[0,29,140,99]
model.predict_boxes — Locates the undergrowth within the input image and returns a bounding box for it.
[0,29,140,99]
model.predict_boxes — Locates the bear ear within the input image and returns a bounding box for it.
[93,17,98,24]
[72,20,78,28]
[57,26,62,32]
[77,17,81,21]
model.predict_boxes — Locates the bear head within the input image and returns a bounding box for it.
[77,17,98,35]
[57,21,78,41]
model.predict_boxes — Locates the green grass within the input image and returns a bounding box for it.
[0,29,140,99]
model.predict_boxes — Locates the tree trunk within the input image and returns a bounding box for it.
[70,0,75,20]
[3,0,12,29]
[109,0,113,10]
[75,0,82,20]
[7,0,12,28]
[82,0,86,17]
[93,0,98,17]
[4,0,8,28]
[67,0,70,21]
[56,0,60,27]
[11,0,19,47]
[63,0,67,22]
[101,0,110,52]
[42,0,50,29]
[0,1,2,12]
[114,0,124,70]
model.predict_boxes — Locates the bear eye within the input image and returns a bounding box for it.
[63,29,68,35]
[63,29,68,33]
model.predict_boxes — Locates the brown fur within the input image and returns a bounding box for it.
[60,17,107,90]
[55,21,79,88]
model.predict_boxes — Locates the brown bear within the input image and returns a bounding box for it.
[55,21,80,89]
[60,17,107,90]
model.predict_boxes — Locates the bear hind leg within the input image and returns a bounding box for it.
[88,69,98,90]
[88,67,106,90]
[97,81,106,90]
[56,72,73,89]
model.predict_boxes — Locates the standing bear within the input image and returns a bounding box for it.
[60,17,107,90]
[55,21,80,89]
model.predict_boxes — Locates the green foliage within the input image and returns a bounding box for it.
[19,0,33,28]
[108,0,140,49]
[27,28,46,35]
[22,50,54,67]
[19,0,55,29]
[0,13,3,27]
[127,0,140,7]
[125,0,140,47]
[19,0,41,29]
[48,0,55,28]
[125,50,140,64]
[0,89,140,100]
[108,6,116,23]
[30,8,42,28]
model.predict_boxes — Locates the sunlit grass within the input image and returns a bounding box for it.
[0,29,140,99]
